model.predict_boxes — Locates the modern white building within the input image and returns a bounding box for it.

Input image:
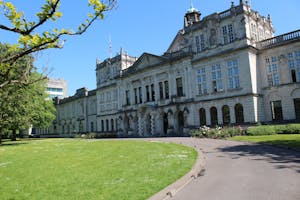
[50,1,300,137]
[46,78,67,99]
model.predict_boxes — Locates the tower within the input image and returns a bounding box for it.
[184,0,201,28]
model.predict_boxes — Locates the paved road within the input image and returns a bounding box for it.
[148,138,300,200]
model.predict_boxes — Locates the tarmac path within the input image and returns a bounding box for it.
[147,138,300,200]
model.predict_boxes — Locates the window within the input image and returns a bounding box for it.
[138,87,142,103]
[91,122,94,132]
[195,34,205,52]
[266,57,280,86]
[146,85,150,102]
[235,104,244,124]
[106,119,109,131]
[159,82,164,99]
[101,120,104,132]
[125,90,130,105]
[134,88,138,104]
[211,64,223,92]
[288,51,300,83]
[199,108,206,126]
[251,23,258,41]
[195,36,200,52]
[176,77,184,96]
[271,101,283,121]
[151,84,155,101]
[294,99,300,121]
[197,67,207,94]
[164,81,169,99]
[222,105,230,125]
[111,119,114,131]
[222,24,234,44]
[210,107,218,127]
[227,59,240,89]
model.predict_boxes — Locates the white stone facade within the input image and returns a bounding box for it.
[50,1,300,137]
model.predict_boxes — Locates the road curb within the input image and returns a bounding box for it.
[148,141,206,200]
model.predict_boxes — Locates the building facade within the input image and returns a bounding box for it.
[50,1,300,137]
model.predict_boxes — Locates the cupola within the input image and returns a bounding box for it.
[184,0,201,28]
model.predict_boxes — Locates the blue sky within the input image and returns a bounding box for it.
[1,0,300,96]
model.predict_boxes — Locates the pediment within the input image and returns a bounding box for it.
[131,53,164,71]
[166,31,188,53]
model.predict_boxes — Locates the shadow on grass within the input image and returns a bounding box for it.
[218,142,300,173]
[0,142,29,147]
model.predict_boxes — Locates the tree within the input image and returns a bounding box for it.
[0,0,116,88]
[0,0,116,143]
[0,45,56,142]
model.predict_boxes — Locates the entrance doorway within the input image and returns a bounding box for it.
[178,111,184,136]
[294,99,300,121]
[163,113,168,135]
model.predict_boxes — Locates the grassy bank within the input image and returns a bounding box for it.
[231,134,300,150]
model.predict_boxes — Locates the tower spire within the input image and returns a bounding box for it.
[187,0,198,13]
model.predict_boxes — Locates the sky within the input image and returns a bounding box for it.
[1,0,300,96]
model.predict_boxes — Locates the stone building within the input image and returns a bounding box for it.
[50,1,300,137]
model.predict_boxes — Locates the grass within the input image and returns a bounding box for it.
[231,134,300,150]
[0,139,197,200]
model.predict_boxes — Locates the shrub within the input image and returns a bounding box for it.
[190,126,244,139]
[246,125,276,136]
[277,124,300,134]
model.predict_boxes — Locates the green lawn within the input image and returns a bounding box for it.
[231,134,300,150]
[0,139,197,200]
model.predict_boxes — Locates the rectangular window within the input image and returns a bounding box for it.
[211,64,223,92]
[266,57,280,86]
[288,50,300,83]
[251,23,258,41]
[227,59,240,89]
[196,34,205,53]
[146,85,150,102]
[195,36,200,52]
[101,120,104,132]
[197,67,207,95]
[138,87,142,103]
[222,24,234,44]
[200,34,205,51]
[176,77,184,96]
[164,81,169,99]
[270,101,283,121]
[159,82,164,99]
[151,84,155,101]
[125,90,130,105]
[134,88,138,104]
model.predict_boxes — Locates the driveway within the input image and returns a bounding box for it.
[148,138,300,200]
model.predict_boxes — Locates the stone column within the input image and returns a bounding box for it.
[230,105,236,124]
[150,112,155,136]
[217,106,223,126]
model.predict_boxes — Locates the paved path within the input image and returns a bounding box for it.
[148,138,300,200]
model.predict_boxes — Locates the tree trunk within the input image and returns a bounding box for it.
[11,129,17,141]
[0,132,2,145]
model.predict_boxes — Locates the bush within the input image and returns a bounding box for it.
[246,124,300,136]
[276,124,300,134]
[190,126,244,139]
[246,125,276,136]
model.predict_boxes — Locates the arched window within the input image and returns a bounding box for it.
[199,108,206,126]
[235,104,244,124]
[106,119,109,131]
[111,119,114,131]
[210,107,218,127]
[101,120,104,132]
[222,105,230,125]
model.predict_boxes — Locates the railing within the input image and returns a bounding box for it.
[219,9,231,19]
[258,29,300,49]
